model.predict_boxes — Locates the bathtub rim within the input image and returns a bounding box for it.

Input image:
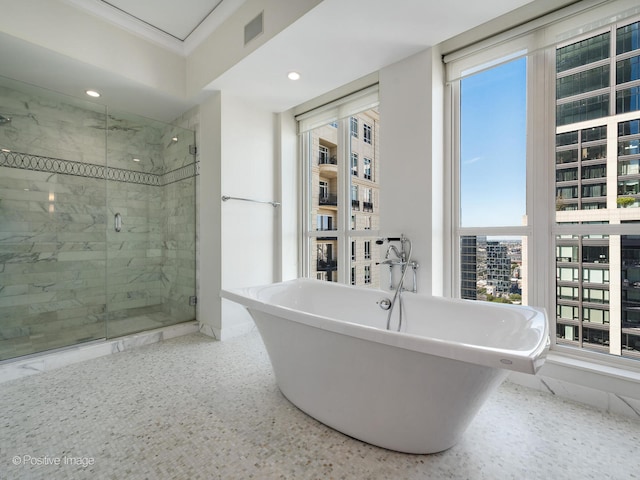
[221,278,549,374]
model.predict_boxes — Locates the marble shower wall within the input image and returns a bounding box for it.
[105,115,197,327]
[0,79,197,360]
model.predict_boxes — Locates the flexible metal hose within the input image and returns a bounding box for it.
[386,238,412,331]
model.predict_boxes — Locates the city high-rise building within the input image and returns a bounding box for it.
[460,236,477,300]
[309,110,381,287]
[554,20,640,358]
[486,241,511,295]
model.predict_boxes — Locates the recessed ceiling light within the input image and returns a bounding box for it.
[172,136,178,142]
[1,148,10,153]
[132,158,140,162]
[85,90,101,98]
[287,71,301,81]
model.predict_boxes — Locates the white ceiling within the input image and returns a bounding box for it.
[99,0,224,40]
[204,0,538,112]
[62,0,245,54]
[0,0,570,122]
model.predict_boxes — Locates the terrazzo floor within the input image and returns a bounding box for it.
[0,329,638,480]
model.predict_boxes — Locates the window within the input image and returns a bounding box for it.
[553,19,639,359]
[316,215,334,231]
[316,242,337,282]
[557,285,579,301]
[319,180,329,200]
[363,188,373,212]
[364,157,372,180]
[363,123,372,144]
[299,86,380,287]
[453,55,527,304]
[459,58,527,229]
[319,145,329,164]
[584,287,609,304]
[350,117,358,138]
[351,184,359,210]
[447,9,640,362]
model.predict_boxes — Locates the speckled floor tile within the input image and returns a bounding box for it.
[0,330,638,480]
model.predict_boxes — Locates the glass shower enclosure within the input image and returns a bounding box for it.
[0,76,197,361]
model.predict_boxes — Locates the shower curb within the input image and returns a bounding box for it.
[0,321,199,384]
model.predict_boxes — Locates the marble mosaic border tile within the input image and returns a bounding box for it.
[163,162,199,185]
[0,150,198,186]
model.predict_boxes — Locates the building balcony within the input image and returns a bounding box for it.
[556,257,578,263]
[317,259,338,271]
[319,194,338,206]
[363,201,373,212]
[319,156,338,178]
[623,279,640,289]
[352,199,360,211]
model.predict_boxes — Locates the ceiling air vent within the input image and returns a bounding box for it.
[244,11,264,46]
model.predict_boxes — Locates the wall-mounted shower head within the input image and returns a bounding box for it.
[0,115,11,125]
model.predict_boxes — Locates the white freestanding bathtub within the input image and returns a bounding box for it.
[221,278,549,454]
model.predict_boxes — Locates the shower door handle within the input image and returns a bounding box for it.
[114,213,122,232]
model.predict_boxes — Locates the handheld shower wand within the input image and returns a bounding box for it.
[376,235,412,331]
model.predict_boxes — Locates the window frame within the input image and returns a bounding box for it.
[299,87,380,286]
[364,157,372,180]
[364,240,371,260]
[350,117,359,138]
[445,4,640,370]
[351,152,359,176]
[363,123,372,144]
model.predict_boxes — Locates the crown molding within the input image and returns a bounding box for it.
[59,0,247,57]
[60,0,186,55]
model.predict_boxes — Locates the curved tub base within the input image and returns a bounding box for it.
[252,309,509,454]
[221,279,548,454]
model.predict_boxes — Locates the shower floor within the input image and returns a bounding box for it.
[106,306,190,339]
[0,306,194,361]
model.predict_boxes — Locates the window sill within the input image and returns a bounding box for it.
[543,351,640,397]
[508,349,640,418]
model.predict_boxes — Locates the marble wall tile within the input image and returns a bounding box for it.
[1,82,197,361]
[0,85,107,165]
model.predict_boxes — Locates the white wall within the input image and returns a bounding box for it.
[198,92,278,340]
[276,111,299,281]
[197,93,223,338]
[379,48,444,296]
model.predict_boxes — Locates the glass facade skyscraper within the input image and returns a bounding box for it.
[555,20,640,359]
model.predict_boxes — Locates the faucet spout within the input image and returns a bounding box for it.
[377,258,404,266]
[385,245,402,261]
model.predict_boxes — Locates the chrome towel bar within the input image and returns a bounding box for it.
[221,195,280,207]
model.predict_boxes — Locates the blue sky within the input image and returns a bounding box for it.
[460,57,527,227]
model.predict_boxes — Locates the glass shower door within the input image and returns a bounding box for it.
[0,77,108,360]
[105,111,196,338]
